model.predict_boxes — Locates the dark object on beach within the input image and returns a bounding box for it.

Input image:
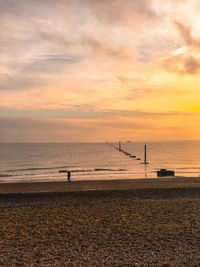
[67,171,71,182]
[157,169,175,177]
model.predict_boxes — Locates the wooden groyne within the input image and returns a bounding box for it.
[108,142,141,161]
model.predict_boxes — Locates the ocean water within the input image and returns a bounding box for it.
[0,142,200,183]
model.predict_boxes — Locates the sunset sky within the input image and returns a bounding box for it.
[0,0,200,142]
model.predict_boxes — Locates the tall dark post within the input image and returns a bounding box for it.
[119,141,121,151]
[141,144,149,164]
[144,144,147,164]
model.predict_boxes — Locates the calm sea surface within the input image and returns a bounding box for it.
[0,142,200,183]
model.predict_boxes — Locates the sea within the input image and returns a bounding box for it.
[0,141,200,183]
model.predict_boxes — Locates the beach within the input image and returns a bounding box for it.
[1,178,200,266]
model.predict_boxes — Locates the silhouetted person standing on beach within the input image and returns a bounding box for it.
[67,171,71,182]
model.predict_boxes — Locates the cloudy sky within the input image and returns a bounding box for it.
[0,0,200,142]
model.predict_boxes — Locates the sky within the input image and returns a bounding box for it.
[0,0,200,142]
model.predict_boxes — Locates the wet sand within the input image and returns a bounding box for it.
[1,178,200,266]
[1,177,200,194]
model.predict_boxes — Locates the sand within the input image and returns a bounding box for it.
[1,178,200,266]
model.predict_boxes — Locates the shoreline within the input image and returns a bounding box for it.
[1,176,200,195]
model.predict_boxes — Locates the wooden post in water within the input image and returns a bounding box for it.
[144,144,147,164]
[142,144,149,164]
[119,141,121,151]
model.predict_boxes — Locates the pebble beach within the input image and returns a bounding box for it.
[1,178,200,266]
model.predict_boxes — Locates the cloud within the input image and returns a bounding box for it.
[25,54,83,73]
[183,56,200,74]
[163,55,200,75]
[86,0,156,26]
[0,0,72,19]
[161,19,200,75]
[123,88,152,100]
[174,21,194,45]
[38,31,75,49]
[0,110,191,132]
[0,53,83,91]
[1,109,199,142]
[0,73,44,91]
[0,117,87,130]
[117,75,149,84]
[81,34,134,61]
